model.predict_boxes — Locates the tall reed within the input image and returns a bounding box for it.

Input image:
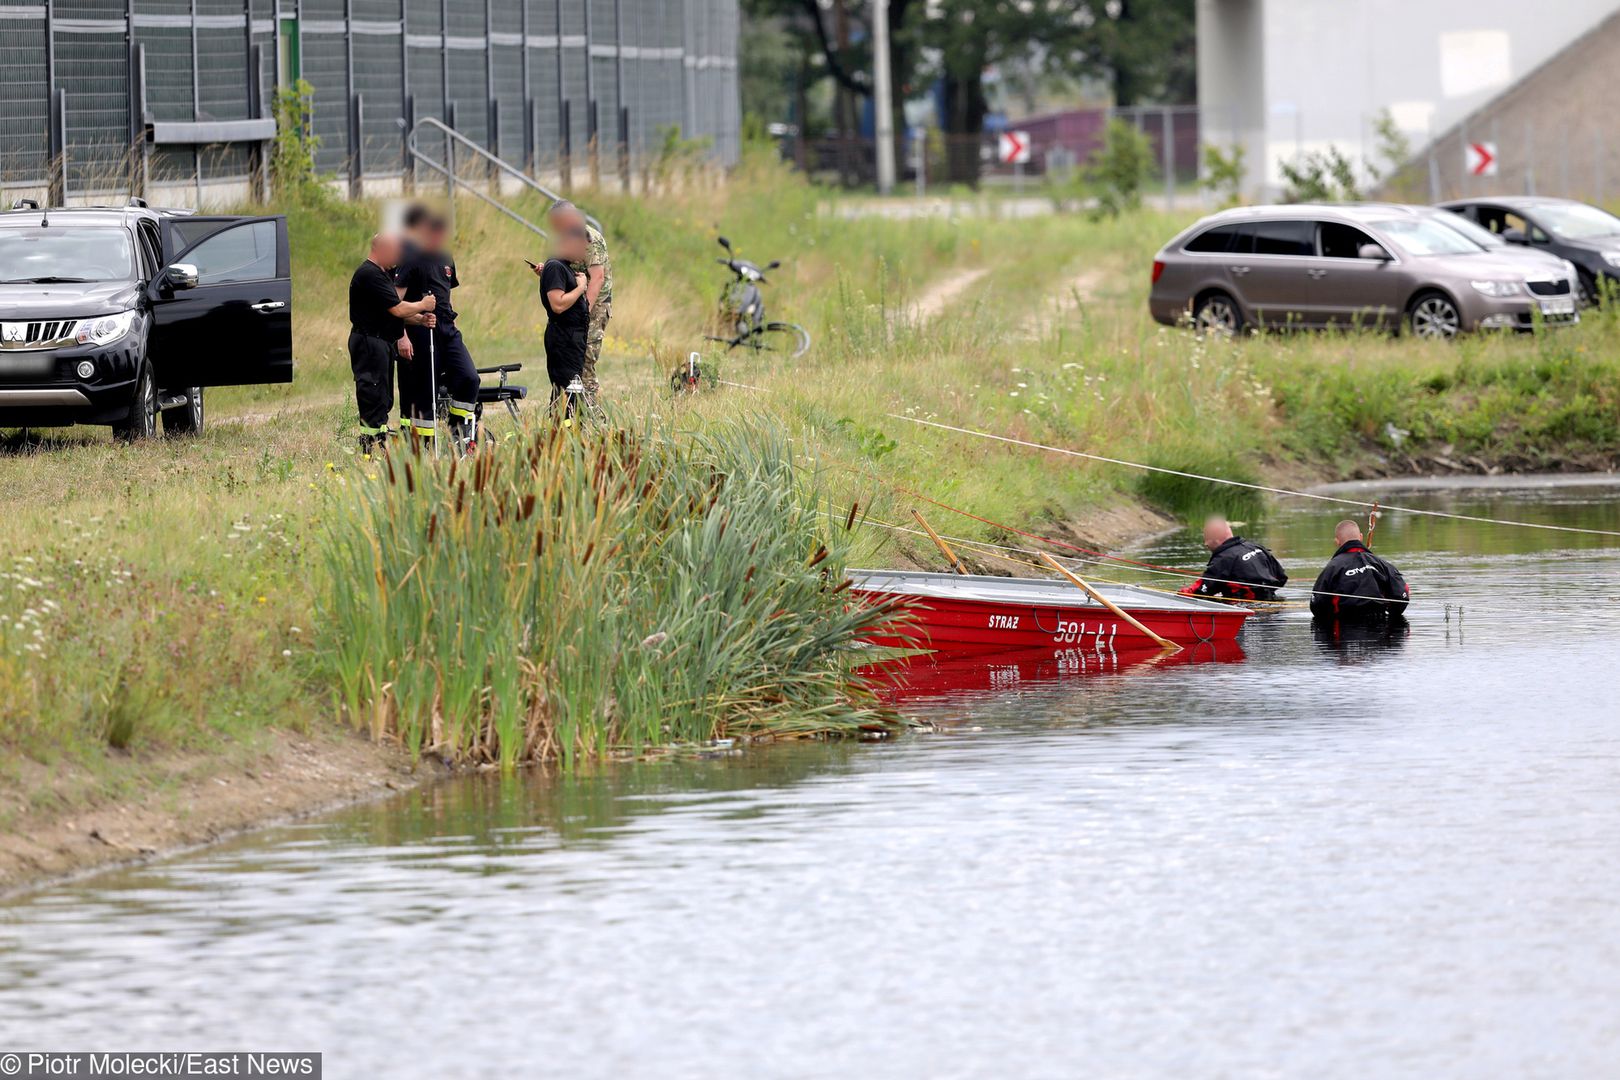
[316,417,900,768]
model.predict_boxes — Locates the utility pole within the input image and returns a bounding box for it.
[872,0,896,194]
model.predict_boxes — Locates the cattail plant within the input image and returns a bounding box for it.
[316,417,902,768]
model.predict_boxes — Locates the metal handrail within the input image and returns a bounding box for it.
[404,117,602,236]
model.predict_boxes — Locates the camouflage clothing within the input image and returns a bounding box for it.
[570,225,612,403]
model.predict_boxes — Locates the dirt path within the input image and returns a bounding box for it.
[1023,266,1108,337]
[910,267,991,323]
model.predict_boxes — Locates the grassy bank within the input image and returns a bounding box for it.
[3,149,1619,857]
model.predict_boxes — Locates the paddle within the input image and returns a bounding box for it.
[911,509,969,575]
[1039,552,1181,654]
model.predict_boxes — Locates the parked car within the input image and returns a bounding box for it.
[1371,203,1576,276]
[0,200,293,438]
[1149,204,1579,339]
[1439,196,1620,307]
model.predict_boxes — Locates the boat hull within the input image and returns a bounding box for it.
[851,569,1251,654]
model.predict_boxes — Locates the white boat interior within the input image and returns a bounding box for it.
[850,570,1247,614]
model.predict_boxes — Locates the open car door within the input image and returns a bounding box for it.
[148,215,293,388]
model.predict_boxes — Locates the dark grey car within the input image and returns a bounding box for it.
[1439,196,1620,307]
[1149,205,1578,339]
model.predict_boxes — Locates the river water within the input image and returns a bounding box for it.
[3,479,1619,1078]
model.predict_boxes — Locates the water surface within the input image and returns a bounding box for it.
[3,480,1619,1078]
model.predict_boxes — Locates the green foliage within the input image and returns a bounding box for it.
[1135,448,1264,524]
[316,418,898,769]
[1083,119,1159,220]
[270,79,327,205]
[835,418,899,461]
[1200,142,1246,207]
[652,125,716,181]
[1370,108,1412,179]
[739,6,801,132]
[1278,145,1363,203]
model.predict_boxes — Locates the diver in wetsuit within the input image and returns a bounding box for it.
[1178,516,1288,602]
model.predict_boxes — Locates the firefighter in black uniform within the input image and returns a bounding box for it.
[1178,516,1288,601]
[347,233,436,454]
[1310,519,1410,624]
[395,206,480,451]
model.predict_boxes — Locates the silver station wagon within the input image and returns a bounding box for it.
[1149,205,1579,338]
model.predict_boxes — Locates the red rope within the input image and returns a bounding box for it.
[892,485,1202,579]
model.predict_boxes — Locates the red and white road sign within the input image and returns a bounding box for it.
[998,130,1031,166]
[1466,141,1498,177]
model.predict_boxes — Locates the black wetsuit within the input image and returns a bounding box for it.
[347,259,404,440]
[1184,536,1288,601]
[1309,539,1410,623]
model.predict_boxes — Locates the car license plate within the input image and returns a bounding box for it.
[1541,297,1575,315]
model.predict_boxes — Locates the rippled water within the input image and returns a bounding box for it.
[4,479,1620,1078]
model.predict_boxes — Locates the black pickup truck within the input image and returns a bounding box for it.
[0,200,293,438]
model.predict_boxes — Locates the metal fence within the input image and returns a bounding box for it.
[793,105,1202,203]
[0,0,740,205]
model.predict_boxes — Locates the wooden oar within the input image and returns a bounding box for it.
[911,509,968,575]
[1039,552,1181,653]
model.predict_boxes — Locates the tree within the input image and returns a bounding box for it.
[743,0,1197,183]
[1088,0,1197,107]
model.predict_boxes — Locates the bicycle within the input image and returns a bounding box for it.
[703,236,811,358]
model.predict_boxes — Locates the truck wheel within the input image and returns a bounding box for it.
[112,364,157,442]
[162,387,205,436]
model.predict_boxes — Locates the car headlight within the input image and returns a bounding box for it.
[74,310,137,346]
[1470,280,1522,297]
[1601,252,1620,269]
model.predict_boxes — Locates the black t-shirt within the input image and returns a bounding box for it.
[349,260,402,339]
[395,241,458,325]
[540,259,589,331]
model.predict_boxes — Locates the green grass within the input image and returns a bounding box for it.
[2,148,1619,809]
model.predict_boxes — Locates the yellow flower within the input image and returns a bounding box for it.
[256,595,268,604]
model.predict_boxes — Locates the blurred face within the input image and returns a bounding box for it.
[425,218,450,251]
[550,214,588,261]
[1202,519,1232,551]
[372,234,401,268]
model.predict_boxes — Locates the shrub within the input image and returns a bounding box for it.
[1083,119,1159,220]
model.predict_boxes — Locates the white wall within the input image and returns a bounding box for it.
[1200,0,1620,196]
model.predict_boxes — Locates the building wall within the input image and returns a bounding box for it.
[1394,8,1620,203]
[0,0,740,206]
[1198,0,1620,197]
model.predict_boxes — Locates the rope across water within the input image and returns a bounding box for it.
[887,414,1620,539]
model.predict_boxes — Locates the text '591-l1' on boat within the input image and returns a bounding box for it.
[849,569,1253,654]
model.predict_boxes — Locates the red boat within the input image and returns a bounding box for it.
[851,569,1252,653]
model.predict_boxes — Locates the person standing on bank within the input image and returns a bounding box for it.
[537,224,590,419]
[1178,516,1288,602]
[348,233,435,454]
[540,201,611,407]
[395,206,480,452]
